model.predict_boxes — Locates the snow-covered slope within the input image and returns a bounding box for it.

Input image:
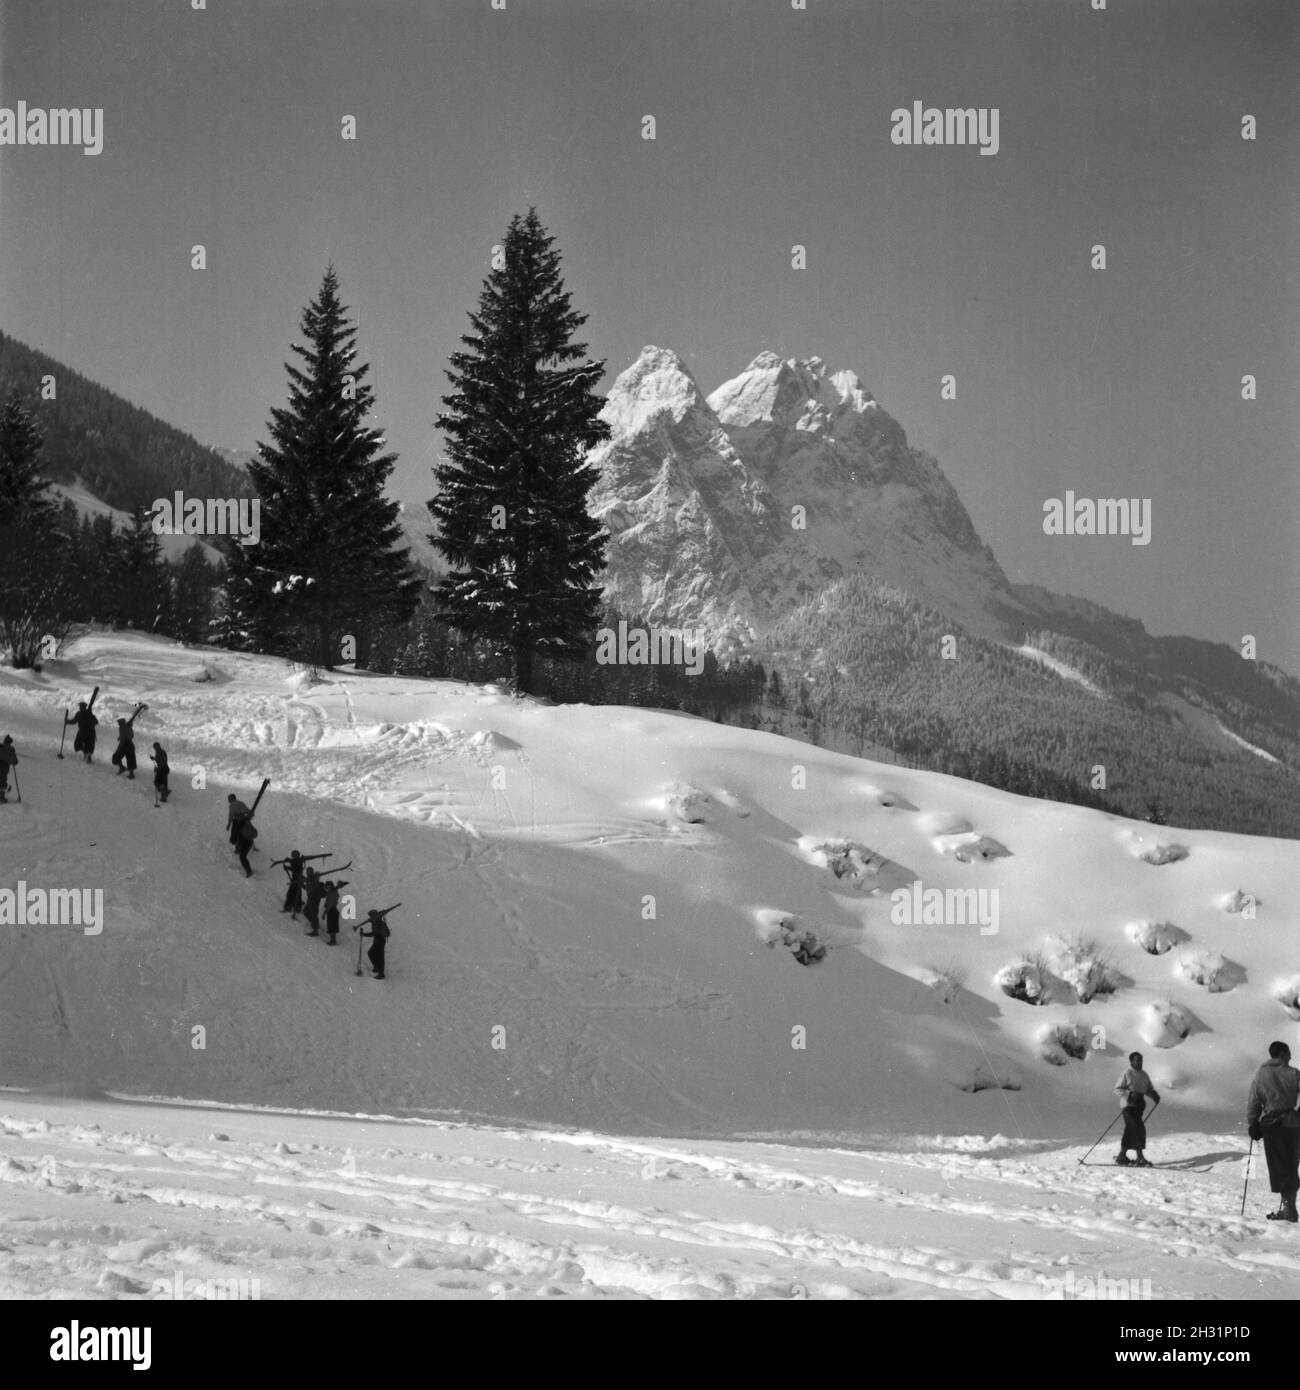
[49,482,223,565]
[588,348,1023,651]
[1,632,1295,1144]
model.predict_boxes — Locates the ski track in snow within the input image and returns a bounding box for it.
[1,1096,1293,1301]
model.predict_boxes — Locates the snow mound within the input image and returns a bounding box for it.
[1220,889,1260,916]
[1178,951,1242,993]
[801,838,909,892]
[1052,937,1120,1004]
[1140,1000,1194,1048]
[665,783,710,823]
[917,811,972,837]
[956,1063,1022,1093]
[1038,1023,1090,1066]
[1124,919,1189,956]
[1139,841,1189,866]
[943,833,1010,863]
[995,957,1048,1006]
[1271,977,1300,1020]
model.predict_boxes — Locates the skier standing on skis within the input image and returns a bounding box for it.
[111,714,139,778]
[1114,1052,1160,1166]
[149,742,170,802]
[226,793,251,847]
[66,702,98,762]
[0,735,16,802]
[321,879,348,945]
[357,908,393,980]
[1247,1040,1300,1222]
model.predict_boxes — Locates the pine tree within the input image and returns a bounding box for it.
[0,392,74,666]
[113,503,171,632]
[225,267,420,667]
[429,210,609,695]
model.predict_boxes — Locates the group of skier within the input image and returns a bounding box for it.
[61,692,170,803]
[1109,1044,1300,1222]
[225,791,396,980]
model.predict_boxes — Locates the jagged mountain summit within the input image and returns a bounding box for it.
[588,347,1021,651]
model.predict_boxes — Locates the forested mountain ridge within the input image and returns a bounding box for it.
[0,331,255,514]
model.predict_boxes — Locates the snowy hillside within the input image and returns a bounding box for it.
[1,632,1295,1142]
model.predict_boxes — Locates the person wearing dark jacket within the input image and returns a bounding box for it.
[321,880,349,945]
[1114,1052,1160,1167]
[226,794,251,847]
[111,715,138,778]
[358,908,393,979]
[149,742,170,802]
[302,868,325,937]
[0,734,16,802]
[1248,1041,1300,1222]
[234,817,258,878]
[279,850,306,917]
[66,702,98,762]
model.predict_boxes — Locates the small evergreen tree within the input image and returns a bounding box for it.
[429,209,609,694]
[113,503,171,632]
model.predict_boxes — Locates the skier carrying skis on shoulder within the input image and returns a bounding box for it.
[1114,1051,1160,1167]
[321,879,349,945]
[278,850,306,918]
[226,793,251,848]
[1247,1040,1300,1222]
[234,816,258,878]
[357,906,396,980]
[0,734,16,803]
[302,867,325,937]
[111,707,143,779]
[66,702,98,762]
[149,742,170,802]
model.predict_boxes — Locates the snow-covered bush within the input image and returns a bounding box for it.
[1125,919,1187,955]
[665,783,710,823]
[807,839,888,890]
[996,954,1048,1005]
[1272,977,1300,1021]
[952,835,1011,863]
[925,960,967,1005]
[758,914,827,968]
[1139,999,1192,1048]
[1056,936,1119,1003]
[1039,1023,1090,1066]
[1178,950,1232,992]
[958,1064,1022,1093]
[1221,889,1260,916]
[1140,842,1189,866]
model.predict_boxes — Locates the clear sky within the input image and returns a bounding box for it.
[2,0,1297,670]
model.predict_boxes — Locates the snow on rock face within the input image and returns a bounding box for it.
[587,346,1012,652]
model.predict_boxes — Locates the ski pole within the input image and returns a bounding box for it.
[11,770,20,804]
[355,929,365,977]
[1078,1110,1125,1165]
[58,709,68,759]
[1241,1139,1254,1217]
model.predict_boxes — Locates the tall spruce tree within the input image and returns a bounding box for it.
[225,267,419,667]
[429,210,609,694]
[0,391,74,666]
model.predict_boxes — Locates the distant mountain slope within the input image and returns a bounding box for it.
[759,575,1300,839]
[0,331,254,515]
